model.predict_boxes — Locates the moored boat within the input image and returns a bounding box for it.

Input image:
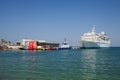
[80,26,110,48]
[59,38,71,50]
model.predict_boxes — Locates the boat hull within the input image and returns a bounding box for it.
[58,47,72,50]
[81,41,110,48]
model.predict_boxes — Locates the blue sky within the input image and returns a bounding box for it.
[0,0,120,46]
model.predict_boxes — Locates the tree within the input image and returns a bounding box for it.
[1,38,7,43]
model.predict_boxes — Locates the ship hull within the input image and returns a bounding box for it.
[81,41,110,48]
[58,47,72,50]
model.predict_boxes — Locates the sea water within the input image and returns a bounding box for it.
[0,48,120,80]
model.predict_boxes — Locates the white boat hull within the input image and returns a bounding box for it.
[81,41,110,48]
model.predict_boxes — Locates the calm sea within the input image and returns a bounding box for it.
[0,48,120,80]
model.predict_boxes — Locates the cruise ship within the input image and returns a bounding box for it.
[80,27,110,48]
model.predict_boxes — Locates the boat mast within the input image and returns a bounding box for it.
[65,38,66,42]
[92,25,95,34]
[63,38,67,45]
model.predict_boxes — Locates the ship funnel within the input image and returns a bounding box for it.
[101,32,106,35]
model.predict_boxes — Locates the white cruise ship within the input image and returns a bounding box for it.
[80,27,110,48]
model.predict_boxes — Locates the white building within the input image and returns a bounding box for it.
[21,39,46,46]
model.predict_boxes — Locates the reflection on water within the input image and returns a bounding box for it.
[80,49,97,80]
[25,56,37,69]
[21,51,38,70]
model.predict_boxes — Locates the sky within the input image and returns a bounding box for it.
[0,0,120,46]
